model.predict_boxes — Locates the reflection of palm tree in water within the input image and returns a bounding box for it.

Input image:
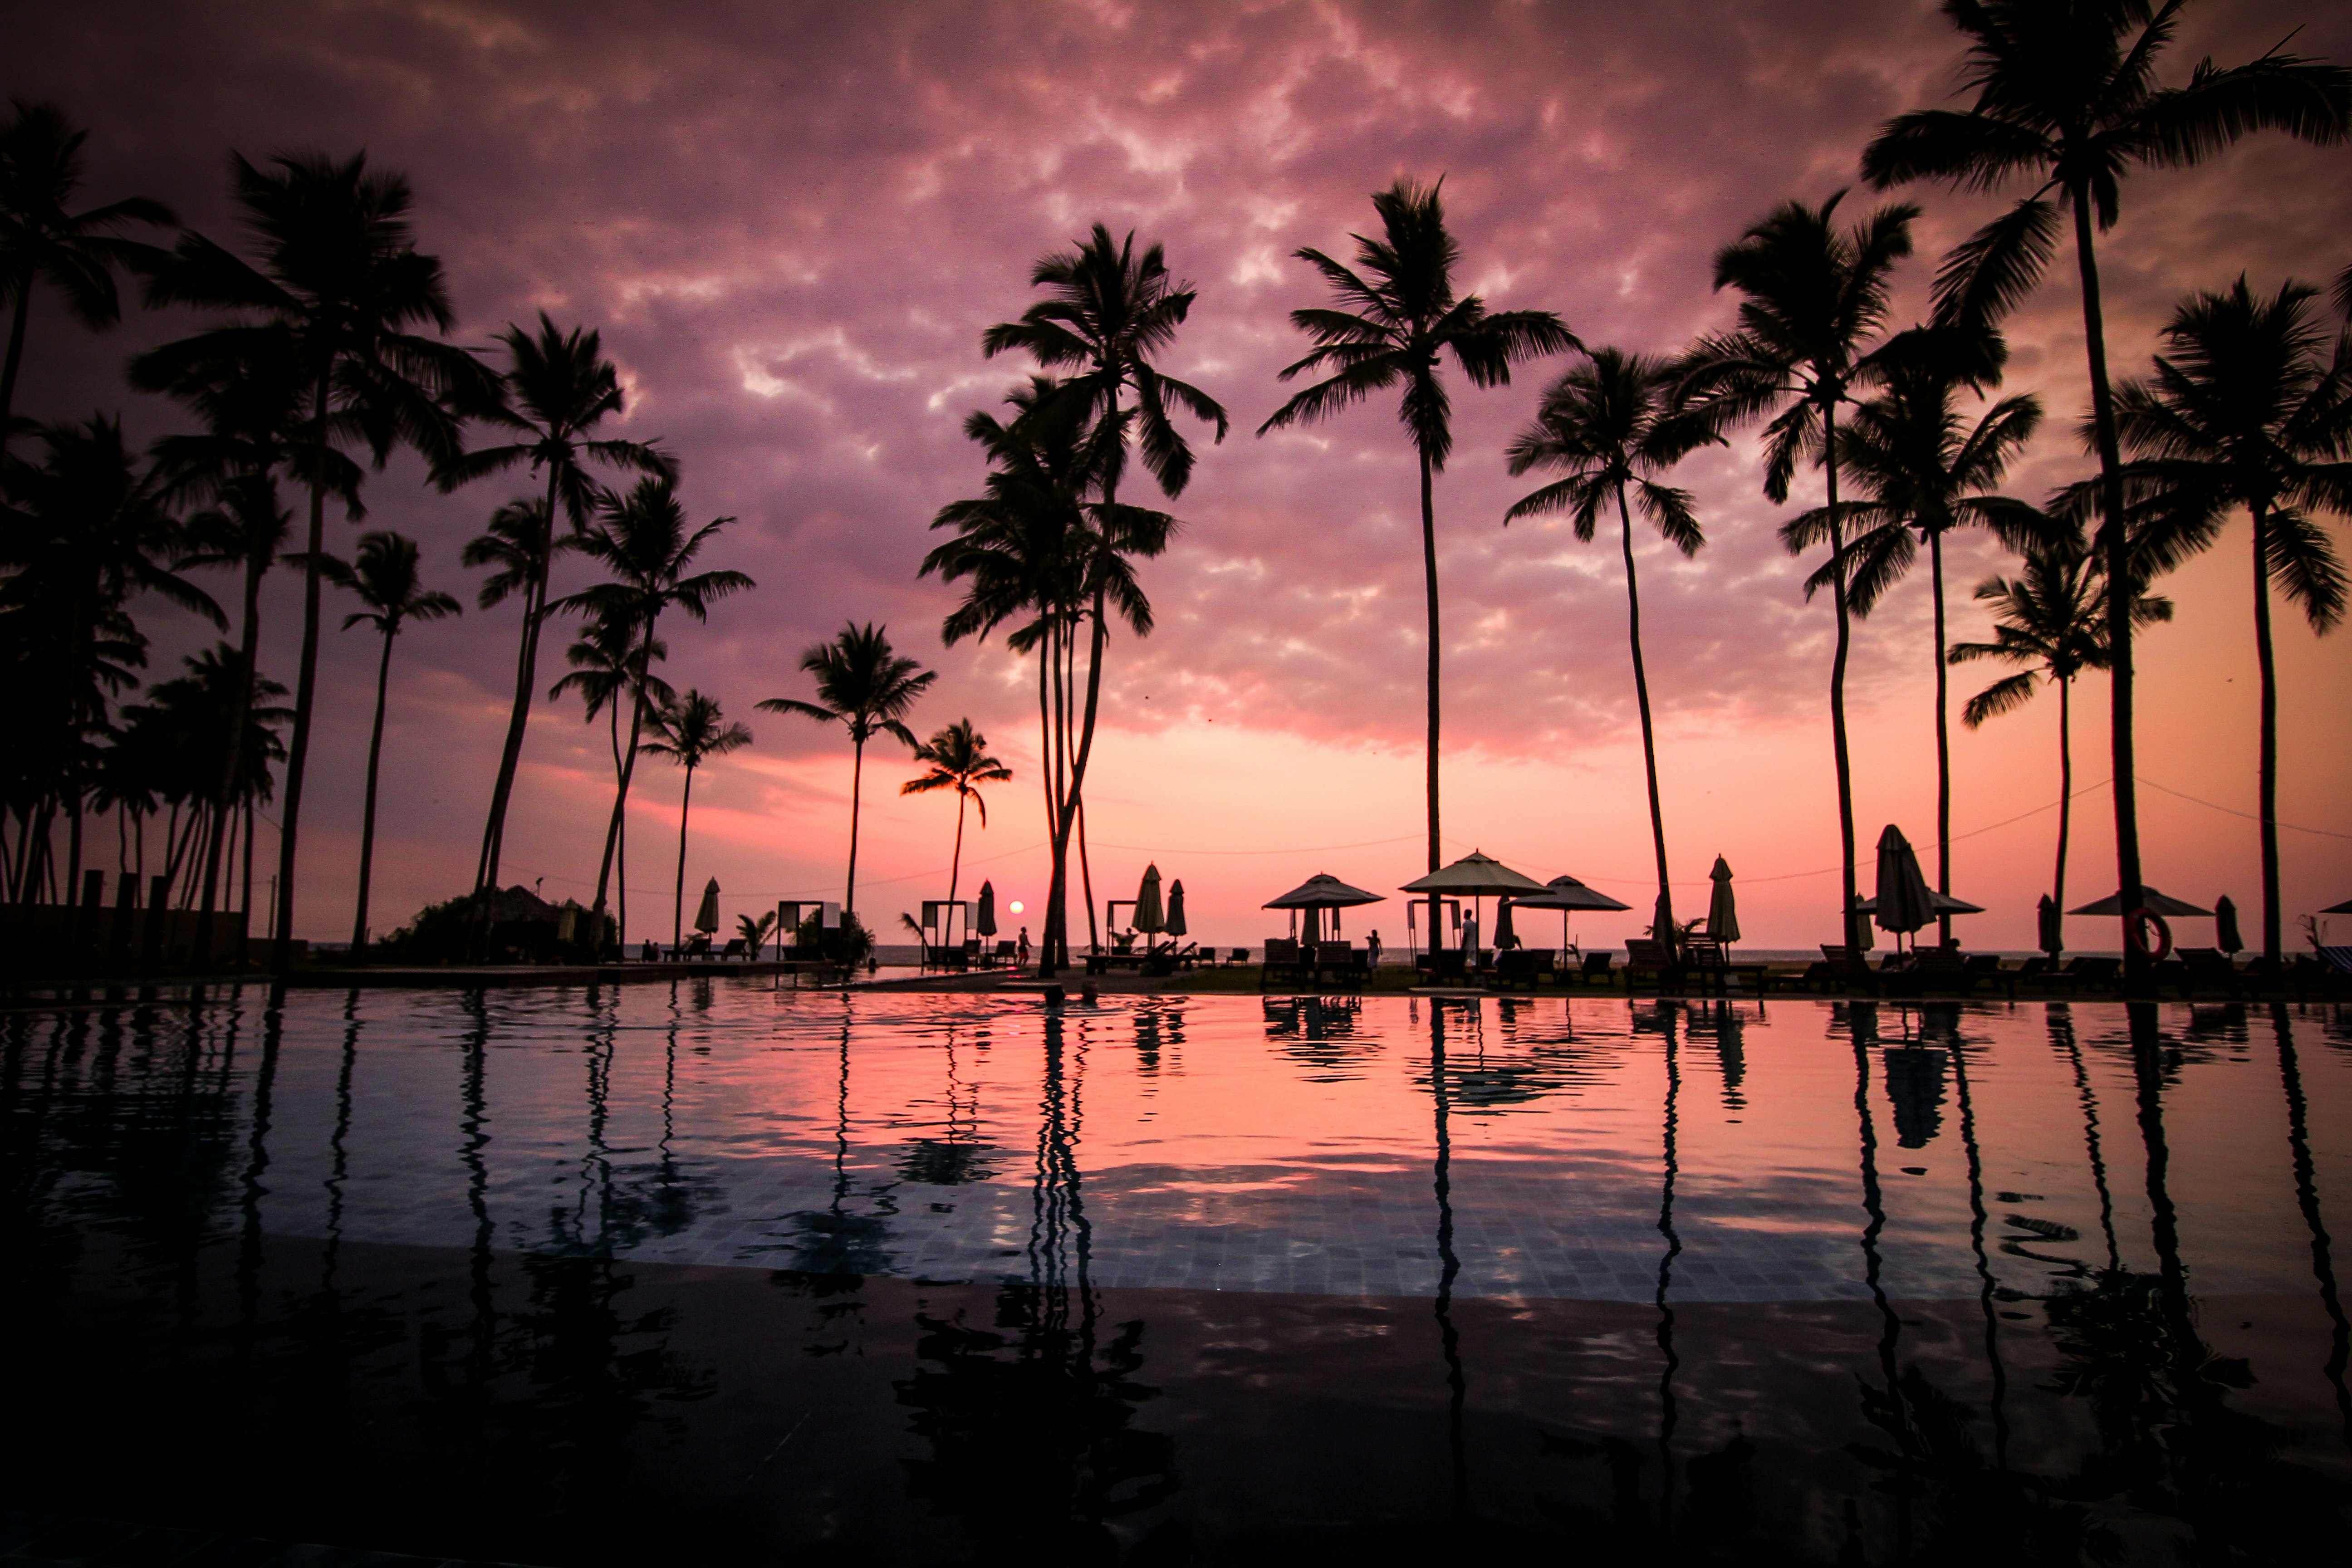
[1425,997,1470,1523]
[1844,1002,1914,1561]
[233,990,282,1375]
[2270,1003,2352,1446]
[1653,1001,1683,1544]
[1936,1006,2010,1472]
[2048,1005,2121,1274]
[787,1009,894,1275]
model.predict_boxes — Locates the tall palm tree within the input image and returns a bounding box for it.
[328,530,459,953]
[1679,192,1918,948]
[901,718,1013,946]
[1950,537,2170,951]
[1258,176,1575,943]
[980,226,1224,959]
[1861,0,2350,980]
[1785,336,2047,941]
[921,378,1167,970]
[0,415,219,900]
[142,151,498,967]
[438,313,672,898]
[760,623,934,916]
[2107,277,2351,960]
[0,100,174,460]
[1503,347,1721,943]
[550,610,671,950]
[549,476,750,938]
[641,689,752,950]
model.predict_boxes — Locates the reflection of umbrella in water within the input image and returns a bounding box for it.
[1884,1046,1948,1149]
[693,877,720,934]
[1706,855,1741,945]
[1166,880,1187,940]
[2214,894,2242,954]
[976,881,997,937]
[1510,874,1632,955]
[1872,826,1936,942]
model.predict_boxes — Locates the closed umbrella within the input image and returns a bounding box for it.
[1873,825,1936,941]
[2215,894,2243,955]
[1166,880,1187,939]
[976,882,997,937]
[693,877,721,935]
[2037,894,2063,956]
[1706,855,1741,945]
[1135,863,1165,934]
[1494,898,1517,949]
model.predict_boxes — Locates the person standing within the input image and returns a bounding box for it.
[1018,927,1031,970]
[1367,930,1383,969]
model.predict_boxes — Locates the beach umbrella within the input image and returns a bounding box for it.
[1872,826,1936,937]
[1135,864,1165,934]
[1494,898,1517,948]
[2215,894,2243,954]
[1263,873,1386,909]
[693,878,721,934]
[2037,894,2062,955]
[2068,887,2213,917]
[1850,900,1876,951]
[1707,856,1741,944]
[1401,850,1544,956]
[1854,890,1985,916]
[1509,875,1632,912]
[976,882,997,937]
[2319,897,2352,915]
[1166,880,1187,939]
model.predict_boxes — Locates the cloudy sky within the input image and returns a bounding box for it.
[13,0,2351,948]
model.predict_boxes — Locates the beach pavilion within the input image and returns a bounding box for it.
[1263,873,1385,946]
[1400,850,1546,969]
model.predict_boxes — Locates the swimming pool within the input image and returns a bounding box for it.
[5,985,2347,1563]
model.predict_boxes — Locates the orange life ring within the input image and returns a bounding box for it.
[2125,906,2173,964]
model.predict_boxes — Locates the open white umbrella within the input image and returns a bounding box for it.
[1872,826,1936,941]
[693,877,721,935]
[1399,850,1546,897]
[1706,855,1741,945]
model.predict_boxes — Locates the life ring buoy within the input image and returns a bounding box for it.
[2125,906,2173,964]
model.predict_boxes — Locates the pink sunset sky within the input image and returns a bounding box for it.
[12,0,2351,949]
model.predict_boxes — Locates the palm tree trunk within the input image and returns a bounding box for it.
[2071,194,2145,988]
[239,799,255,966]
[946,788,967,933]
[197,528,268,966]
[2251,500,2282,962]
[272,364,333,972]
[1825,401,1858,951]
[1035,641,1056,971]
[1420,447,1443,951]
[591,672,648,933]
[845,734,865,915]
[671,760,696,950]
[351,625,395,954]
[2054,675,2073,954]
[608,700,626,949]
[1931,529,1951,949]
[477,469,561,894]
[1617,492,1673,936]
[0,279,30,463]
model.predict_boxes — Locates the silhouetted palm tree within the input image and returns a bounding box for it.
[1259,177,1575,940]
[111,646,288,917]
[0,100,173,459]
[1949,536,2169,941]
[760,623,933,916]
[439,313,672,898]
[981,227,1223,959]
[142,150,497,965]
[2107,276,2350,960]
[902,718,1013,943]
[0,414,218,899]
[328,530,459,952]
[550,477,750,936]
[1787,335,2047,939]
[1680,192,1917,947]
[641,689,752,950]
[1862,0,2350,978]
[1504,347,1720,943]
[550,610,671,949]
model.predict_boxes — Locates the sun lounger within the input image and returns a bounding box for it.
[1488,949,1555,991]
[2176,948,2240,998]
[1567,950,1617,990]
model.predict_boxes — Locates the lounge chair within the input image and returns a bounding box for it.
[1261,938,1306,986]
[1489,949,1554,991]
[1800,945,1877,995]
[2178,948,2242,998]
[1572,950,1617,990]
[1223,946,1250,966]
[720,937,749,961]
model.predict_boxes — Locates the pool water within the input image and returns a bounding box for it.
[4,985,2348,1564]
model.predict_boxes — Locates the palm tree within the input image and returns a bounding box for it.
[1258,176,1576,942]
[641,689,752,950]
[1861,0,2350,980]
[1679,192,1918,948]
[760,623,934,916]
[1785,335,2047,941]
[142,151,498,967]
[980,225,1224,959]
[0,415,220,900]
[550,609,672,951]
[1949,537,2171,949]
[0,100,174,460]
[328,530,459,953]
[901,718,1013,948]
[1503,347,1721,944]
[438,313,673,898]
[549,477,750,938]
[2106,277,2350,960]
